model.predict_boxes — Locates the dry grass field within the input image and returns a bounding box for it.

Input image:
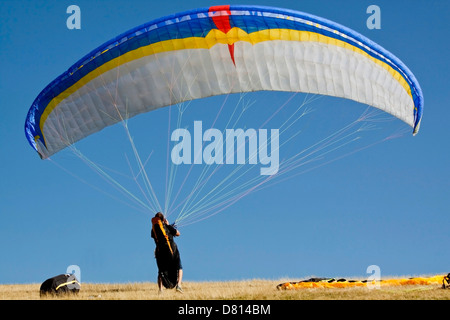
[1,279,449,300]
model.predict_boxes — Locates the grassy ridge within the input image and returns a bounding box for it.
[1,279,449,300]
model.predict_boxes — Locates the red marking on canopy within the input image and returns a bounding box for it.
[209,5,236,66]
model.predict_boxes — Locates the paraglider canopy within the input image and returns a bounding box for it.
[25,4,423,159]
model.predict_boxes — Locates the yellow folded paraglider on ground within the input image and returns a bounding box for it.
[277,274,448,290]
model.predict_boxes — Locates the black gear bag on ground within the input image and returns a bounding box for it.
[39,274,81,296]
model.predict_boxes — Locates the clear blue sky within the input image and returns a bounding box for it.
[1,0,449,285]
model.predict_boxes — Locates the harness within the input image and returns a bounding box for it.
[151,217,174,255]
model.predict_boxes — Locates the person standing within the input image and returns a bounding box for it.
[151,212,183,293]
